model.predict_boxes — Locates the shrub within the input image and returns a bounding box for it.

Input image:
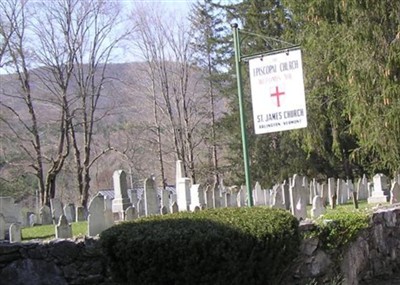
[311,210,370,250]
[100,207,300,285]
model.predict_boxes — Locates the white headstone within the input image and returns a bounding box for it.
[205,186,213,209]
[144,177,159,216]
[253,182,264,206]
[311,196,326,219]
[390,182,400,204]
[289,174,307,220]
[112,170,131,220]
[264,189,272,206]
[88,194,106,237]
[368,173,389,203]
[357,175,369,200]
[337,179,348,205]
[321,183,328,205]
[282,181,290,210]
[302,176,310,204]
[189,184,205,211]
[9,223,21,243]
[176,178,191,212]
[55,215,72,239]
[176,160,184,187]
[309,179,317,204]
[50,198,63,224]
[63,203,75,223]
[29,213,37,227]
[271,184,285,209]
[237,186,246,207]
[328,178,336,207]
[212,183,221,208]
[230,190,238,208]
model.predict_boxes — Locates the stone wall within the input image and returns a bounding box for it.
[282,205,400,285]
[1,206,400,285]
[0,237,110,285]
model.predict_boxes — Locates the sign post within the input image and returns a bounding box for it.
[231,24,306,207]
[231,23,253,207]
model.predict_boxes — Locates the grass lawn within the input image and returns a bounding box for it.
[21,221,87,241]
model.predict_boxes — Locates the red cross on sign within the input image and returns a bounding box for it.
[270,86,285,107]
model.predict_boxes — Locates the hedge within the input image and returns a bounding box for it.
[100,207,300,285]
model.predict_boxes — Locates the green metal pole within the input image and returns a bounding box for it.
[231,23,254,207]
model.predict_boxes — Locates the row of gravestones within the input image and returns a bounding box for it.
[0,213,73,242]
[36,199,86,226]
[108,168,400,223]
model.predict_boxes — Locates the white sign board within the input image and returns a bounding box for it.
[249,49,307,134]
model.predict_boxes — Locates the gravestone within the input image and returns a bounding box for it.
[87,194,106,237]
[225,192,232,207]
[237,186,246,207]
[125,206,137,221]
[347,179,354,201]
[230,190,238,208]
[289,174,307,220]
[282,181,290,210]
[144,177,159,216]
[176,160,184,187]
[302,176,310,205]
[75,206,86,222]
[24,212,34,227]
[128,189,139,210]
[112,170,131,220]
[189,184,205,211]
[336,179,347,205]
[171,201,178,213]
[63,204,75,223]
[29,213,36,227]
[0,214,5,239]
[368,173,389,203]
[176,178,191,212]
[309,179,317,204]
[50,198,63,225]
[253,182,264,206]
[311,196,326,219]
[220,191,227,208]
[357,175,369,200]
[212,183,221,208]
[0,197,22,228]
[55,215,72,239]
[264,189,272,206]
[321,183,328,206]
[390,182,400,204]
[205,186,213,209]
[160,189,170,214]
[137,199,145,217]
[328,178,336,208]
[271,184,285,209]
[104,196,113,211]
[40,205,52,225]
[9,223,21,243]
